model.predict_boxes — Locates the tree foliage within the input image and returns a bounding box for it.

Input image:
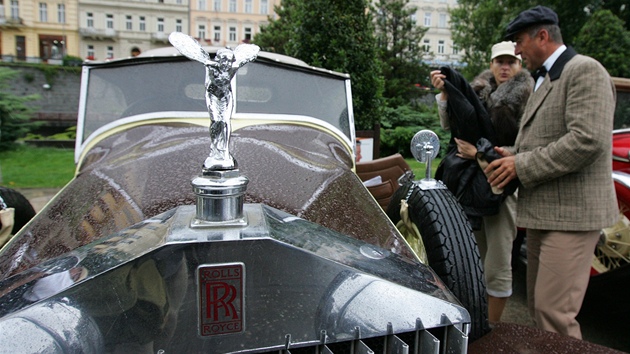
[0,68,38,151]
[252,0,300,55]
[254,0,384,129]
[372,0,430,106]
[574,9,630,78]
[601,0,630,31]
[450,0,596,78]
[380,103,449,157]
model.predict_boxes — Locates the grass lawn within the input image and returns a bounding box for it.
[405,157,441,179]
[0,145,75,188]
[0,145,438,189]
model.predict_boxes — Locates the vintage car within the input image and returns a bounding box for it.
[0,34,620,353]
[0,36,485,353]
[584,76,630,312]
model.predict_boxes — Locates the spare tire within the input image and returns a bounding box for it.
[0,187,36,234]
[386,180,490,341]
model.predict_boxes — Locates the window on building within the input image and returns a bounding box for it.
[244,0,252,13]
[424,12,431,27]
[198,0,206,10]
[423,39,430,52]
[260,0,268,14]
[106,14,114,29]
[229,26,236,42]
[57,4,65,23]
[39,3,47,22]
[157,18,164,32]
[10,0,18,19]
[229,0,236,12]
[176,19,182,32]
[213,25,221,42]
[244,27,252,42]
[439,13,446,28]
[438,40,445,54]
[107,46,114,59]
[177,0,182,4]
[198,24,206,39]
[213,0,220,11]
[87,12,93,28]
[126,15,132,30]
[410,13,417,24]
[452,44,459,55]
[87,45,94,59]
[140,16,146,31]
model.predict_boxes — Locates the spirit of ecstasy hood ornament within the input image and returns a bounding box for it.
[169,32,259,171]
[168,32,259,225]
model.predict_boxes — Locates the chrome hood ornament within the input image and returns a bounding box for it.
[169,32,259,171]
[169,32,259,224]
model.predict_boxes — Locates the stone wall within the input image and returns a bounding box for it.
[1,64,81,134]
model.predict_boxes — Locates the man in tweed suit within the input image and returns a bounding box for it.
[485,6,618,339]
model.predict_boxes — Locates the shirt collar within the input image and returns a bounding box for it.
[542,44,567,72]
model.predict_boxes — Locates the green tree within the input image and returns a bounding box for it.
[254,0,384,129]
[450,0,596,78]
[601,0,630,31]
[253,0,300,55]
[379,103,449,157]
[574,9,630,78]
[372,0,430,106]
[0,68,38,151]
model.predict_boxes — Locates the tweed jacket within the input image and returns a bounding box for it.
[513,48,618,231]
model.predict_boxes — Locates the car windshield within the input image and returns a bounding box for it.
[80,59,352,144]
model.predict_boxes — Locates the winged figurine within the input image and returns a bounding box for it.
[168,32,260,171]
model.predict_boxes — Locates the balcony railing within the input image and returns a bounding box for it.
[79,27,117,40]
[151,32,169,43]
[0,16,25,28]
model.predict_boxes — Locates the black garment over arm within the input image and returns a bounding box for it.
[440,67,497,145]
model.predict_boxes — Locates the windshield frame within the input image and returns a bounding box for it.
[76,55,356,164]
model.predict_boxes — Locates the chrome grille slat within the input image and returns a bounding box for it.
[267,323,466,354]
[321,345,334,354]
[356,340,374,354]
[445,325,468,354]
[388,334,410,354]
[417,329,440,354]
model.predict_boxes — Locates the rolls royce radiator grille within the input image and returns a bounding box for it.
[247,323,468,354]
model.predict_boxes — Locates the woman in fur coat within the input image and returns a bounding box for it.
[430,41,534,323]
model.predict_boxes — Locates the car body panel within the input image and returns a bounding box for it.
[0,46,472,353]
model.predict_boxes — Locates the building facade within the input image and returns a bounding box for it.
[0,0,463,67]
[190,0,278,48]
[0,0,80,63]
[411,0,464,68]
[78,0,189,61]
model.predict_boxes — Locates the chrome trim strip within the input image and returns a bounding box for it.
[76,112,354,165]
[612,171,630,189]
[346,79,357,164]
[75,66,91,163]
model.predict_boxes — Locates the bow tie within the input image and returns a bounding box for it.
[532,66,547,81]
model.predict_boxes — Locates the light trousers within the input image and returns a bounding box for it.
[526,229,599,339]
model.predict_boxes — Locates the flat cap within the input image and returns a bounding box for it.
[504,6,559,40]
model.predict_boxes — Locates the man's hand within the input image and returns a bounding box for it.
[484,147,517,189]
[430,70,448,100]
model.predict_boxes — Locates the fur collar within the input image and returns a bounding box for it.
[470,69,534,146]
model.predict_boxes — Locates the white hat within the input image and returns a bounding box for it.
[491,41,521,61]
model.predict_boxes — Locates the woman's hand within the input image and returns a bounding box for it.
[430,70,448,100]
[455,138,477,160]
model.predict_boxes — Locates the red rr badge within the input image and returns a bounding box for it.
[198,263,245,336]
